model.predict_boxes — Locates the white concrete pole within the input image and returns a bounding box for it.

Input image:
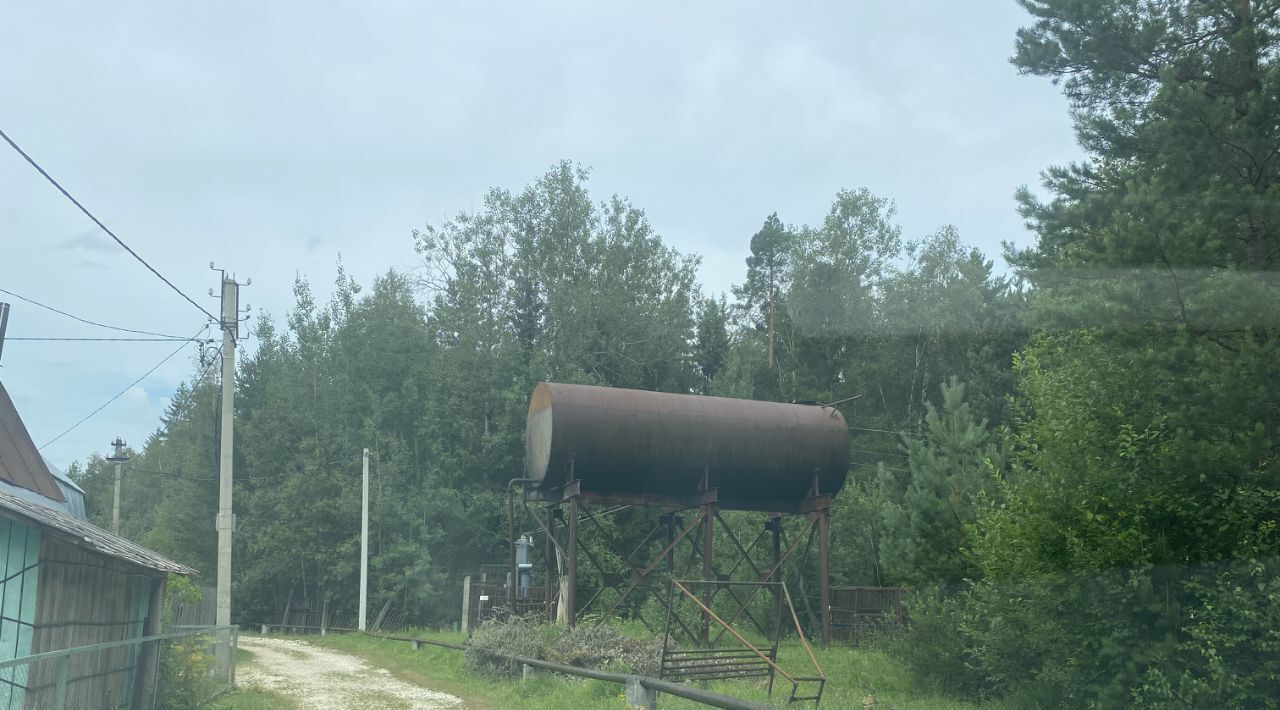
[359,447,370,631]
[107,437,128,534]
[215,275,238,673]
[112,460,122,533]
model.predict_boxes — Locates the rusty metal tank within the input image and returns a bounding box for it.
[525,382,850,508]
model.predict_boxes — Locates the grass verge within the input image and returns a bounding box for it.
[303,629,988,709]
[209,687,299,710]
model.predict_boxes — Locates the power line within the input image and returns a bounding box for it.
[38,325,209,450]
[0,287,185,339]
[8,336,196,342]
[0,127,218,323]
[849,424,921,434]
[126,468,215,482]
[850,447,909,459]
[850,460,909,473]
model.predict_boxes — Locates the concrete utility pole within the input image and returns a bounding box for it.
[107,438,129,534]
[359,448,370,631]
[214,270,242,674]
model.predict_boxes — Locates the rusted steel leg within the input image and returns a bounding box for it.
[818,506,832,646]
[568,494,579,629]
[769,515,783,641]
[662,513,676,573]
[701,502,715,646]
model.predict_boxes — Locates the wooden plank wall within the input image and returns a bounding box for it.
[0,518,40,710]
[25,536,154,710]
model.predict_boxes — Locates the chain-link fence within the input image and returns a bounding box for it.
[0,625,237,710]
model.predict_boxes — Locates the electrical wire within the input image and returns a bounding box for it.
[7,337,196,342]
[850,447,909,459]
[125,468,215,482]
[850,460,909,473]
[0,287,186,339]
[0,126,218,323]
[38,324,209,450]
[849,424,914,435]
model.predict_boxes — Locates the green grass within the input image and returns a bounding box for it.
[209,687,299,710]
[301,629,988,709]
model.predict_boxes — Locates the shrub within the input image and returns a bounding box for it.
[159,634,215,710]
[891,588,986,699]
[464,616,558,677]
[464,616,661,678]
[552,623,662,677]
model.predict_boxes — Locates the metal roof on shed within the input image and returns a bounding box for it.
[0,381,65,502]
[0,487,196,575]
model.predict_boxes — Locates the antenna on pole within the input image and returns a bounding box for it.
[0,302,9,366]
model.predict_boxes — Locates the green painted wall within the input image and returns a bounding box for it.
[0,518,40,709]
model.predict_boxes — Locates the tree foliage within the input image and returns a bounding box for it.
[887,1,1280,706]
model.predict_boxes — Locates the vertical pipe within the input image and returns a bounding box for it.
[545,506,555,622]
[567,496,579,629]
[508,487,517,609]
[507,479,534,614]
[818,507,831,646]
[359,448,369,631]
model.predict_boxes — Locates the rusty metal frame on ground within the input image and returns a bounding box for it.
[661,579,825,705]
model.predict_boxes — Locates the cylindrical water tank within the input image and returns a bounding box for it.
[525,383,849,508]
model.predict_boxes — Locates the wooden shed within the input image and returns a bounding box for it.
[0,381,196,708]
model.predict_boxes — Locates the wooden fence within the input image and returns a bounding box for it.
[169,586,216,626]
[267,599,409,634]
[828,586,907,644]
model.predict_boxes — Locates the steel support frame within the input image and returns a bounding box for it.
[537,482,834,644]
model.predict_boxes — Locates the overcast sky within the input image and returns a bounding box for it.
[1,1,1079,470]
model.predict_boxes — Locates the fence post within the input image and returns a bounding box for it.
[232,626,239,687]
[461,576,472,634]
[624,676,657,709]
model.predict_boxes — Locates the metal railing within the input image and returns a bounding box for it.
[366,631,774,710]
[0,625,237,710]
[255,623,780,708]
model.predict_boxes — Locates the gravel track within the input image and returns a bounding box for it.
[238,636,464,710]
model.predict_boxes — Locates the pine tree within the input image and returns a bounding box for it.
[878,379,1003,589]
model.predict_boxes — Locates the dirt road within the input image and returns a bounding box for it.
[237,636,464,710]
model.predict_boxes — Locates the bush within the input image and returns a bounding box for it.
[159,634,215,710]
[464,616,558,677]
[552,623,662,677]
[464,616,661,678]
[891,588,986,699]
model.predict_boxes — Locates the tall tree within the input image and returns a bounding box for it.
[735,214,792,368]
[694,296,730,395]
[909,3,1280,706]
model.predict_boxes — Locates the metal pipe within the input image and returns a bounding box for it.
[342,630,774,710]
[508,478,535,609]
[513,655,771,710]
